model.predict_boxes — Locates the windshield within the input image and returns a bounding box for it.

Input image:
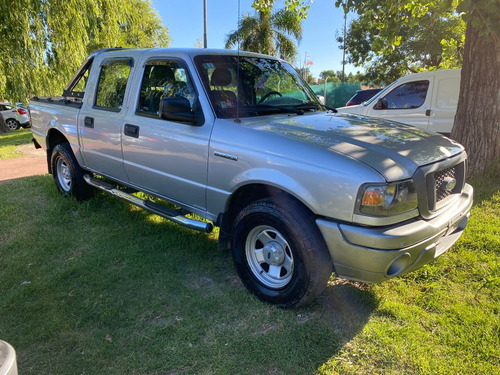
[194,55,324,119]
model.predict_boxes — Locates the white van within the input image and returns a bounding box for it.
[336,69,461,135]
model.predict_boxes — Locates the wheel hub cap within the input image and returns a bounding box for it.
[262,241,285,266]
[57,158,71,191]
[62,166,70,180]
[245,225,294,289]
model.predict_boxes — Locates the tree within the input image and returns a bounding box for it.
[337,0,465,85]
[225,1,303,60]
[451,0,500,176]
[296,68,315,84]
[335,0,499,176]
[0,0,170,104]
[0,114,9,134]
[319,70,340,83]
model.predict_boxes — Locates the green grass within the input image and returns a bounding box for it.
[0,128,33,159]
[0,171,499,374]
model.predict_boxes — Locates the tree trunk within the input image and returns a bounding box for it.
[0,114,10,133]
[451,21,500,177]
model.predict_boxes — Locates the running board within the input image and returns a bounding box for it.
[83,175,213,233]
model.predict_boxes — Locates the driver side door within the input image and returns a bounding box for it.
[121,57,212,211]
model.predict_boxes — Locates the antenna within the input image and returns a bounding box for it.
[203,0,207,48]
[234,0,241,123]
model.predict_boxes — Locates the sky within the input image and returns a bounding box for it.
[150,0,359,79]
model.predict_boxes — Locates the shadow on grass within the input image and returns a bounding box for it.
[320,280,378,330]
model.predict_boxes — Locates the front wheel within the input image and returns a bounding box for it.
[50,143,93,200]
[231,198,333,308]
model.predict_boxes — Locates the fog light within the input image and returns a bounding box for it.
[386,253,411,277]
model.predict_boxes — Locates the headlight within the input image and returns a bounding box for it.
[356,180,418,217]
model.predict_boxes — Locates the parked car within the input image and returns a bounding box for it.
[0,102,30,130]
[30,49,472,307]
[346,88,382,106]
[337,69,460,136]
[16,102,27,110]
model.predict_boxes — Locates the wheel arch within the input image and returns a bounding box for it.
[218,183,320,250]
[46,128,70,174]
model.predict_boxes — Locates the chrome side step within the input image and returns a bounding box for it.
[83,175,213,233]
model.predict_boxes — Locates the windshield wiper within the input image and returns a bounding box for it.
[291,102,321,111]
[291,102,338,113]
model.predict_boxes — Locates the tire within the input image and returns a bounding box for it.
[50,143,93,200]
[5,119,19,130]
[231,198,333,308]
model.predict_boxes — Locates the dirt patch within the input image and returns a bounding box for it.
[0,145,47,183]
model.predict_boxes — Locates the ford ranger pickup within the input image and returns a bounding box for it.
[29,48,473,307]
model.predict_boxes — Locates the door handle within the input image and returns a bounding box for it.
[124,124,140,138]
[84,116,94,128]
[425,109,432,116]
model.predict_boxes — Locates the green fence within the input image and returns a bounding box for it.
[309,82,362,109]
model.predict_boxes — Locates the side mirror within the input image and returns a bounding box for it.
[374,98,388,110]
[159,97,199,124]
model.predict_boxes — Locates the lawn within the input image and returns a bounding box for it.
[0,161,498,374]
[0,128,33,160]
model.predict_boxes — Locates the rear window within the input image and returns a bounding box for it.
[94,59,133,111]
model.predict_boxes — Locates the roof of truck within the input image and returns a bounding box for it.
[93,47,279,60]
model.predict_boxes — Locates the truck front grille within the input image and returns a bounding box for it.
[435,166,457,203]
[427,160,465,212]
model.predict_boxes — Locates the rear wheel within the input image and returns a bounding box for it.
[231,198,332,308]
[51,143,93,200]
[5,119,19,130]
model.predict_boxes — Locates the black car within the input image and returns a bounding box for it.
[346,88,382,106]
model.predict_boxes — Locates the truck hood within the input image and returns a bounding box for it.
[241,112,464,181]
[335,104,367,115]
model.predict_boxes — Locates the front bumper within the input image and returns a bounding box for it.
[317,183,473,283]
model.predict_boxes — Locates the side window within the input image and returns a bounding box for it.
[381,80,429,109]
[94,59,132,111]
[137,59,197,117]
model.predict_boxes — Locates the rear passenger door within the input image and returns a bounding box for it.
[78,57,133,182]
[121,57,212,211]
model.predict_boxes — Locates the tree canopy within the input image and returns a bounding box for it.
[337,0,465,85]
[319,70,341,83]
[225,2,303,61]
[0,0,169,104]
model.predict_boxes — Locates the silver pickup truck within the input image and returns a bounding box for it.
[30,48,473,307]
